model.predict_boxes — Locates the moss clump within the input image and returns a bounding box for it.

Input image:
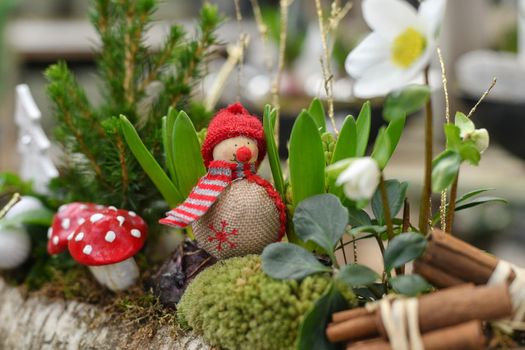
[177,255,331,350]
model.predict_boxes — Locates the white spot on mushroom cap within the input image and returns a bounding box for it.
[83,245,93,255]
[117,216,125,226]
[58,205,67,212]
[75,232,84,241]
[90,213,104,223]
[67,232,74,241]
[131,229,141,238]
[129,211,137,217]
[77,218,85,225]
[108,206,117,211]
[61,218,70,230]
[105,231,116,243]
[47,227,53,239]
[52,236,59,245]
[80,204,88,210]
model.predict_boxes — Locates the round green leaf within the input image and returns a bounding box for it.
[293,194,348,253]
[383,84,430,121]
[431,150,461,193]
[383,232,427,272]
[261,243,332,280]
[338,264,379,287]
[389,274,432,296]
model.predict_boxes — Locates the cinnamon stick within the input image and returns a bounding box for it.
[412,260,466,288]
[327,314,377,342]
[332,308,372,323]
[346,320,485,350]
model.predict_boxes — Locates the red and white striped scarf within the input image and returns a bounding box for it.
[159,161,256,228]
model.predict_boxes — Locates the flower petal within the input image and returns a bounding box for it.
[418,0,447,38]
[345,33,390,78]
[363,0,421,40]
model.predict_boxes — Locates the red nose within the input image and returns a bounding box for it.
[236,146,252,163]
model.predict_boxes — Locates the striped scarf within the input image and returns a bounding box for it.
[159,160,256,228]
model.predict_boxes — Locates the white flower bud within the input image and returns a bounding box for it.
[469,128,489,154]
[336,157,380,201]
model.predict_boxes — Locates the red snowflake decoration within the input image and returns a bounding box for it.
[208,220,238,251]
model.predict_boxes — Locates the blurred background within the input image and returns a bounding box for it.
[0,0,524,269]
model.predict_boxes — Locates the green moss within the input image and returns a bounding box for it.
[177,255,331,350]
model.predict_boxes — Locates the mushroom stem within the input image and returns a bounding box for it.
[88,257,139,292]
[0,227,31,270]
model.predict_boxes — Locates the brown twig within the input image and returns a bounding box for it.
[418,67,433,234]
[446,174,459,233]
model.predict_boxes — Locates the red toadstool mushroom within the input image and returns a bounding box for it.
[68,208,147,291]
[47,202,101,255]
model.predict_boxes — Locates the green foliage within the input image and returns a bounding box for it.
[307,98,327,133]
[46,0,220,212]
[383,233,427,272]
[355,101,372,157]
[389,275,432,296]
[177,255,331,350]
[0,208,53,230]
[337,264,379,287]
[371,180,408,226]
[431,149,461,193]
[289,110,326,206]
[261,243,332,280]
[263,105,285,198]
[383,85,430,121]
[371,116,406,169]
[331,115,357,163]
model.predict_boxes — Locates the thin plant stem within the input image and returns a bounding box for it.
[340,238,348,265]
[467,78,497,119]
[0,193,20,219]
[446,174,459,233]
[418,67,433,234]
[379,174,394,241]
[437,48,450,232]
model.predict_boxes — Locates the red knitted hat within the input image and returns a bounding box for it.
[202,103,266,168]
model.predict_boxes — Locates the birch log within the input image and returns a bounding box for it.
[0,278,209,350]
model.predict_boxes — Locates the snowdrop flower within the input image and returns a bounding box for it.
[336,157,380,201]
[345,0,446,98]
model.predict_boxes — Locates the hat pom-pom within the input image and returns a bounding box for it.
[226,102,249,115]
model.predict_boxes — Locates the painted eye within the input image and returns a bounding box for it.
[234,144,238,147]
[247,142,250,144]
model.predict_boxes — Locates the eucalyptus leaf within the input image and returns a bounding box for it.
[383,232,427,272]
[289,110,326,206]
[371,179,408,225]
[263,105,285,197]
[293,194,348,253]
[120,115,182,207]
[308,98,327,133]
[172,111,206,198]
[356,101,371,157]
[431,150,461,193]
[338,264,379,287]
[389,274,432,296]
[297,283,348,350]
[347,207,372,227]
[331,115,357,163]
[261,242,332,280]
[455,196,507,211]
[383,85,430,121]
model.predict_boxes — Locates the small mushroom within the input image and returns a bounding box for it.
[68,208,147,291]
[47,202,100,255]
[0,196,43,269]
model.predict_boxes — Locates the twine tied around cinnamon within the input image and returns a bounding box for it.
[488,260,525,331]
[366,297,424,350]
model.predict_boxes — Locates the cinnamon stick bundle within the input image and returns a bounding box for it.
[326,284,512,343]
[414,229,508,287]
[345,320,485,350]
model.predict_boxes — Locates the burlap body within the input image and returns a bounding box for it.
[192,179,281,259]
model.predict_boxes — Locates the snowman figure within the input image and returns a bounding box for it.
[160,103,286,259]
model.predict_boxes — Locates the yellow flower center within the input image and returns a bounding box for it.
[391,27,426,68]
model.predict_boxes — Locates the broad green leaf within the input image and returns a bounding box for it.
[386,115,405,156]
[308,98,327,133]
[263,105,285,197]
[347,207,372,227]
[431,150,461,193]
[456,188,493,204]
[289,110,326,206]
[120,115,182,207]
[383,232,427,272]
[338,264,379,287]
[455,196,507,211]
[261,242,332,280]
[459,141,481,165]
[331,115,357,163]
[383,85,430,121]
[444,124,462,150]
[0,208,54,229]
[455,111,475,137]
[297,282,348,350]
[390,275,432,296]
[356,101,371,157]
[371,127,391,169]
[371,180,408,225]
[172,111,206,198]
[293,194,348,253]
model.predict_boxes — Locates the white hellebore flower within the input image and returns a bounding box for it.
[468,128,490,154]
[345,0,446,98]
[336,157,380,201]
